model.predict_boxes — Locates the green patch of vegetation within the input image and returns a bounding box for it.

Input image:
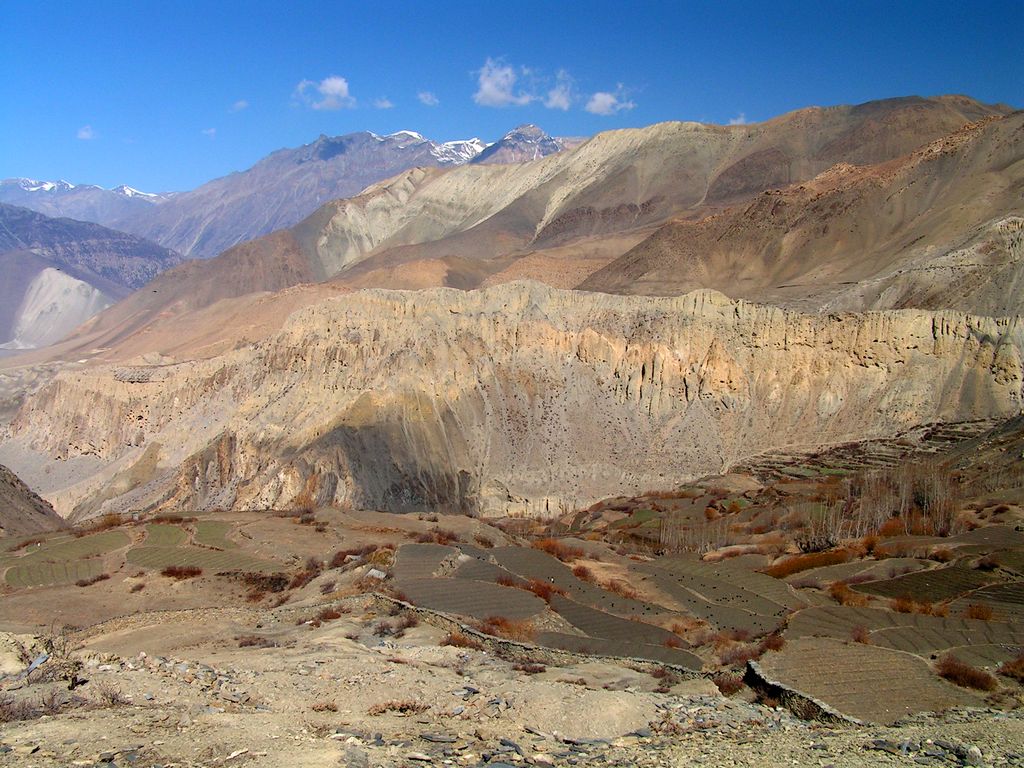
[18,530,129,565]
[144,523,188,547]
[126,546,278,573]
[5,558,105,588]
[194,520,237,550]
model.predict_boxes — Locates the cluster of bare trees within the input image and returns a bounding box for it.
[659,458,963,555]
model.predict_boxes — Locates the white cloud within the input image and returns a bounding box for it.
[585,86,635,116]
[201,127,217,138]
[544,70,574,111]
[76,125,97,140]
[230,99,249,112]
[728,113,747,126]
[373,97,395,109]
[474,58,534,107]
[417,91,439,107]
[294,75,356,110]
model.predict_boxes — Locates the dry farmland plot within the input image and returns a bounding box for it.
[548,594,682,646]
[4,557,105,587]
[870,620,1024,656]
[641,571,780,635]
[756,637,980,724]
[853,565,1001,602]
[392,577,546,621]
[949,581,1024,622]
[126,545,280,573]
[194,520,237,549]
[786,606,918,639]
[391,543,459,580]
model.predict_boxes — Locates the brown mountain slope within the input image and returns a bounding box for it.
[14,96,1007,367]
[0,463,65,537]
[579,113,1024,313]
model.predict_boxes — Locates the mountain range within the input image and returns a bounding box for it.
[2,125,581,260]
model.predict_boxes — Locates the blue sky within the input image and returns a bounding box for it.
[2,0,1021,192]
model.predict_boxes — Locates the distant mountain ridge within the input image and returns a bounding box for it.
[1,125,580,260]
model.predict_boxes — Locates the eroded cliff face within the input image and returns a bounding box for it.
[5,283,1022,519]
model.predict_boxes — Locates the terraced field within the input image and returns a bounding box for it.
[144,523,188,547]
[126,546,280,573]
[193,520,237,550]
[755,637,980,724]
[392,576,547,620]
[5,557,105,588]
[852,564,1002,602]
[949,581,1024,622]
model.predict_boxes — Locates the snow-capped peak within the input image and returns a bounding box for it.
[430,137,486,165]
[9,178,76,192]
[111,184,160,200]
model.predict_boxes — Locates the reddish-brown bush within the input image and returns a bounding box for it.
[161,565,202,580]
[602,578,639,600]
[850,625,872,644]
[443,631,484,650]
[329,545,376,568]
[936,654,998,691]
[713,672,745,696]
[129,583,145,593]
[523,579,567,604]
[533,538,584,562]
[719,644,762,667]
[828,581,868,607]
[572,565,595,583]
[758,633,785,653]
[367,700,429,716]
[512,662,546,674]
[998,652,1024,683]
[762,550,851,579]
[316,608,342,622]
[475,615,536,642]
[663,636,685,649]
[964,603,995,621]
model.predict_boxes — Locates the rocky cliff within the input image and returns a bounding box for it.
[3,283,1021,520]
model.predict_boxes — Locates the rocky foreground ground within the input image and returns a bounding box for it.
[1,603,1022,768]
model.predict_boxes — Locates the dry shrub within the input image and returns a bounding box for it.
[719,643,762,667]
[533,538,584,562]
[758,633,785,653]
[329,545,376,568]
[964,603,995,621]
[415,528,461,545]
[975,554,1000,572]
[713,672,745,696]
[367,700,429,716]
[316,608,342,622]
[319,580,336,595]
[161,565,202,580]
[288,568,319,590]
[495,574,520,588]
[129,583,145,593]
[929,547,955,563]
[859,534,879,555]
[76,573,110,587]
[828,581,868,607]
[476,615,536,643]
[877,518,904,537]
[91,681,127,706]
[935,654,998,691]
[512,662,546,674]
[572,565,595,583]
[150,513,197,525]
[8,535,46,552]
[245,589,265,603]
[762,549,851,579]
[850,625,872,644]
[311,701,338,712]
[998,653,1024,683]
[523,579,567,604]
[237,635,277,648]
[789,577,822,590]
[890,596,946,615]
[443,631,483,650]
[602,578,639,600]
[473,534,495,548]
[663,636,685,649]
[0,695,38,723]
